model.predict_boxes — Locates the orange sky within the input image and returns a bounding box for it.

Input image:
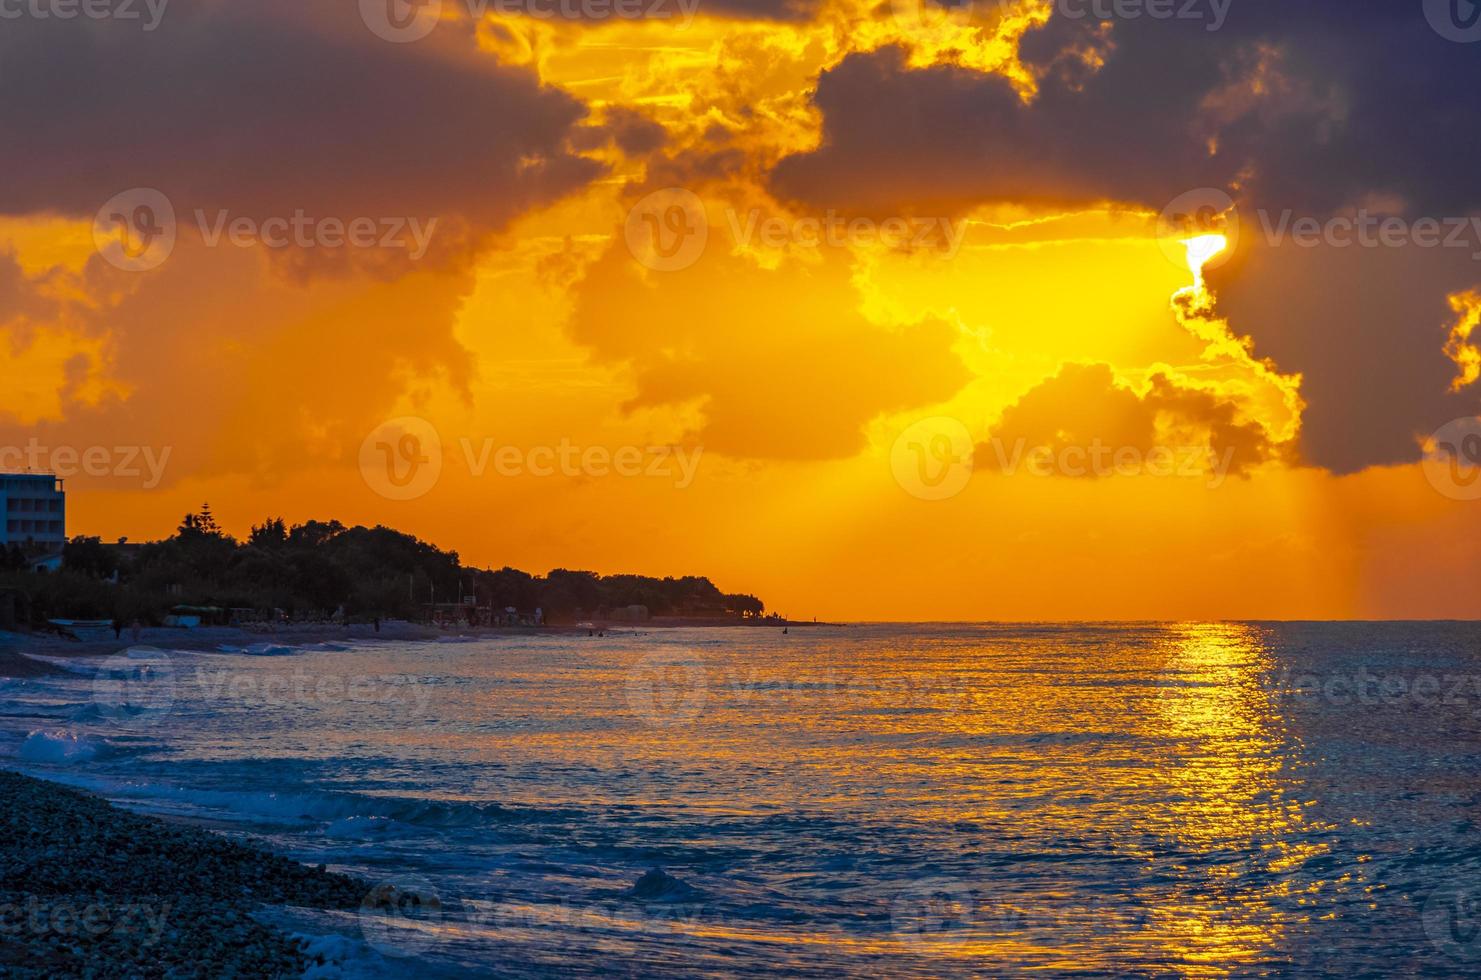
[2,0,1480,620]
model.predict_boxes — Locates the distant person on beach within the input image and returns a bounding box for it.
[374,617,381,633]
[112,618,122,640]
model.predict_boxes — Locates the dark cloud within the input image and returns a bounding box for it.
[768,38,1237,218]
[775,3,1481,218]
[494,0,823,20]
[702,0,820,18]
[771,45,1107,217]
[645,147,754,190]
[1013,0,1481,217]
[572,107,669,156]
[0,2,602,241]
[1206,237,1481,475]
[0,3,596,482]
[975,362,1280,477]
[772,3,1481,473]
[468,0,819,23]
[977,362,1157,464]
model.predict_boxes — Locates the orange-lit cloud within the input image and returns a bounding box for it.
[1445,291,1481,393]
[3,1,1481,620]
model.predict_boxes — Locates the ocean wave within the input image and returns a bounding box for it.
[252,910,396,980]
[24,772,567,832]
[214,641,358,656]
[19,729,125,765]
[216,643,299,656]
[294,929,386,980]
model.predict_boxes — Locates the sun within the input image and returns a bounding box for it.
[1184,233,1229,279]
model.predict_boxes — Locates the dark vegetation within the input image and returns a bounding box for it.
[0,505,766,627]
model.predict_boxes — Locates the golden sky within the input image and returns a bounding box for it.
[2,0,1480,619]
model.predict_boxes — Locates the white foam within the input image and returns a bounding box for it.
[19,729,116,764]
[215,642,301,656]
[244,643,299,656]
[262,915,395,980]
[296,931,360,979]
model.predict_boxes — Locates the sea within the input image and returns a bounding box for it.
[2,622,1480,977]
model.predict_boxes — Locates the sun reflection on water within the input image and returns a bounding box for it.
[1142,622,1342,975]
[57,623,1417,975]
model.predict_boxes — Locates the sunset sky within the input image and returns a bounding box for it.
[3,0,1481,620]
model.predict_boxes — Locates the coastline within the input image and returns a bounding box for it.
[1,621,468,662]
[0,768,368,977]
[2,622,1470,974]
[0,622,448,680]
[0,617,828,679]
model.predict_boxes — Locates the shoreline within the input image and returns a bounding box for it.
[0,621,448,679]
[0,617,833,678]
[0,768,369,977]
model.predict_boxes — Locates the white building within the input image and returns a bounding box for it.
[0,474,66,549]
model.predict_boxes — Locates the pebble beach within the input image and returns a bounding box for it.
[0,769,369,978]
